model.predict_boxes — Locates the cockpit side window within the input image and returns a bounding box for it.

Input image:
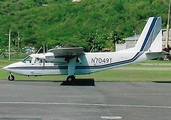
[22,56,32,63]
[35,58,42,63]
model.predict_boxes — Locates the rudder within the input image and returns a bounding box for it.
[134,17,162,52]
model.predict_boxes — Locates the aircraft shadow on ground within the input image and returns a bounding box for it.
[152,81,171,84]
[15,79,95,86]
[60,78,95,86]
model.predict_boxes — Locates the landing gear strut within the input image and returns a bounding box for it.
[8,73,15,81]
[66,75,75,82]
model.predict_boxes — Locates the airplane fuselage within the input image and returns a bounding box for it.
[3,50,149,76]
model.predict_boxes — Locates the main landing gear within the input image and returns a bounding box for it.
[61,75,76,85]
[8,73,15,81]
[66,75,75,82]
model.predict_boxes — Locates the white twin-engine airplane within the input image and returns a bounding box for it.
[3,17,167,81]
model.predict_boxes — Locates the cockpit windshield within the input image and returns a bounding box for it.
[22,56,32,63]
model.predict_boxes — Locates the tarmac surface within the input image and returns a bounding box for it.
[0,80,171,120]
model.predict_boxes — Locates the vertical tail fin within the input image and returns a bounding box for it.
[134,17,162,52]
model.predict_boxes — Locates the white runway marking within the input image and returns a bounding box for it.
[0,102,171,109]
[101,116,122,120]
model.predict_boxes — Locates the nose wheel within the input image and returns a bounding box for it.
[8,74,15,81]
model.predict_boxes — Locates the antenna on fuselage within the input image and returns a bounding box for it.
[36,46,42,54]
[36,44,46,54]
[90,46,94,52]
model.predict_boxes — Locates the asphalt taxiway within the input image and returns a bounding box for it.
[0,80,171,120]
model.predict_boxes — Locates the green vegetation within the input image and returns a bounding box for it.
[1,59,171,82]
[0,0,170,53]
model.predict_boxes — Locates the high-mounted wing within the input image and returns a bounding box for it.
[48,47,84,81]
[48,47,84,56]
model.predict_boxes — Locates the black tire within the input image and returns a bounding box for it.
[8,75,15,81]
[66,75,75,82]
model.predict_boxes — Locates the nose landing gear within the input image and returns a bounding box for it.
[8,73,15,81]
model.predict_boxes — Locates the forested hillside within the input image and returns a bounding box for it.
[0,0,170,52]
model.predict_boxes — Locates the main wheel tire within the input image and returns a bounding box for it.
[66,75,75,82]
[8,75,15,81]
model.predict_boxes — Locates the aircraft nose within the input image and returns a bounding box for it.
[2,66,9,71]
[2,62,22,71]
[2,64,14,71]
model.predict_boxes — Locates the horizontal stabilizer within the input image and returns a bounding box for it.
[146,51,169,59]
